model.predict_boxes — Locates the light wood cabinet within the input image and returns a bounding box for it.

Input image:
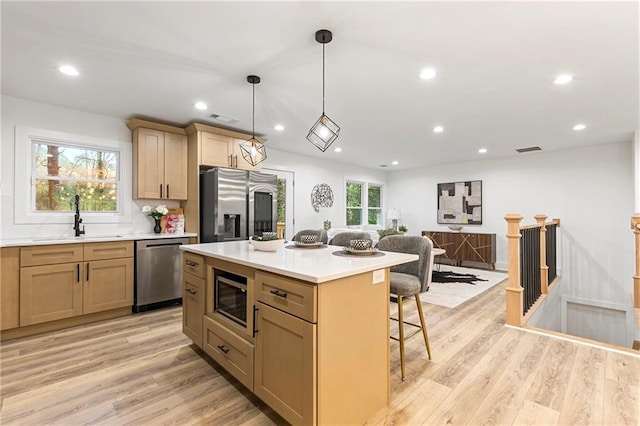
[130,120,188,200]
[2,247,21,330]
[254,302,316,425]
[183,253,205,347]
[18,242,134,327]
[200,132,234,168]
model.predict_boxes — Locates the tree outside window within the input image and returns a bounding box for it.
[346,180,382,226]
[33,142,119,213]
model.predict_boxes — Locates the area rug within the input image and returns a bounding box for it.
[420,266,508,308]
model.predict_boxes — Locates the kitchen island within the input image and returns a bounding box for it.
[180,240,417,426]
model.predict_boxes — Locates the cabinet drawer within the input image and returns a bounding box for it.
[203,316,254,391]
[20,245,83,267]
[84,241,133,261]
[183,274,205,348]
[183,252,205,278]
[255,271,317,323]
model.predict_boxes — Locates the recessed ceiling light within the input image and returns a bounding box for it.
[194,102,207,110]
[573,124,586,131]
[478,148,487,154]
[419,68,437,80]
[433,126,444,133]
[553,74,573,85]
[392,161,399,165]
[274,124,285,132]
[58,64,79,76]
[334,147,342,153]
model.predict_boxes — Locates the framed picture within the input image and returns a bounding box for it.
[437,180,482,225]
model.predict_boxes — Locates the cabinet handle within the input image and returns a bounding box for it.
[166,184,170,199]
[186,260,198,267]
[186,288,197,295]
[234,155,238,168]
[252,305,259,337]
[270,289,288,299]
[76,263,80,283]
[86,263,90,281]
[160,184,163,198]
[228,155,232,167]
[217,345,229,354]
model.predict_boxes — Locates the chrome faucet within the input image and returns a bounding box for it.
[73,195,85,237]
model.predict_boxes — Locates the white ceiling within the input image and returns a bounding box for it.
[2,1,638,171]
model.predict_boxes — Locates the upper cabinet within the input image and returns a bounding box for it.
[128,119,188,200]
[186,123,262,172]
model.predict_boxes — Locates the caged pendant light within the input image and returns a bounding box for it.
[239,75,267,166]
[306,29,340,152]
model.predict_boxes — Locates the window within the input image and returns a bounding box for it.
[33,142,119,213]
[14,126,131,224]
[346,180,383,226]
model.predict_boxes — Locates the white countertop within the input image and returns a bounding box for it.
[180,241,418,284]
[0,232,198,247]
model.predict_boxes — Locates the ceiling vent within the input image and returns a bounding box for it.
[516,146,542,153]
[208,113,239,125]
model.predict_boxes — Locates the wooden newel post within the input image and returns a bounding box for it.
[535,214,549,295]
[505,213,524,326]
[631,214,640,308]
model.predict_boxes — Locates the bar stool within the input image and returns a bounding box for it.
[378,235,433,380]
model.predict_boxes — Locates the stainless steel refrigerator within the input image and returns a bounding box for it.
[200,168,278,243]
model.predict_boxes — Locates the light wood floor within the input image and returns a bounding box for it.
[1,282,639,425]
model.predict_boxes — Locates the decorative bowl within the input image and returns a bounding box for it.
[448,225,464,231]
[349,239,372,251]
[299,234,318,244]
[249,237,284,252]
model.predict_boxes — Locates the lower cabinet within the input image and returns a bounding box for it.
[203,316,254,391]
[17,242,134,328]
[254,302,316,425]
[183,272,204,347]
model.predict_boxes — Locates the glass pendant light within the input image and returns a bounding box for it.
[307,29,340,152]
[240,75,267,166]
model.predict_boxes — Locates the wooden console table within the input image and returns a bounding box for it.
[422,230,496,270]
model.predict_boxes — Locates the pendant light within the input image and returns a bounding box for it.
[306,29,340,152]
[239,75,267,166]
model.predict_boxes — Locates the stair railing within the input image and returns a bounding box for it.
[505,213,561,326]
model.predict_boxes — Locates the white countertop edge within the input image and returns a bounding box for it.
[180,243,418,284]
[1,232,198,247]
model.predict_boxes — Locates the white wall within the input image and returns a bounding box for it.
[262,148,387,234]
[0,95,179,240]
[387,142,635,311]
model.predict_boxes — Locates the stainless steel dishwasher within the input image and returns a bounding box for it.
[134,237,191,313]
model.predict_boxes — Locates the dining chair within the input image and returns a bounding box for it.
[377,235,433,380]
[327,231,371,247]
[292,229,328,244]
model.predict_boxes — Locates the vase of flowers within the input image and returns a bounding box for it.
[142,205,169,233]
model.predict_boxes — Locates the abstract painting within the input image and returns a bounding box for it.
[437,180,482,224]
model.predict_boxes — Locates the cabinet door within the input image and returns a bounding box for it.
[1,247,20,330]
[231,138,261,171]
[164,132,188,200]
[20,263,83,326]
[254,302,316,425]
[83,258,133,314]
[200,132,232,167]
[183,273,204,348]
[135,128,165,199]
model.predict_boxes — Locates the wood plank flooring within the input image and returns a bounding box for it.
[2,282,639,425]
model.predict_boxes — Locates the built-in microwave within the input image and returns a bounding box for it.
[214,269,247,326]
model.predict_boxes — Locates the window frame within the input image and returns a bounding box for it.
[345,179,384,227]
[14,125,132,224]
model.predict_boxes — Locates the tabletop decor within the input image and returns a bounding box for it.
[142,204,169,233]
[437,180,482,225]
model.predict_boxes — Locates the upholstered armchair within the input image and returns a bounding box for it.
[292,229,328,244]
[328,231,372,247]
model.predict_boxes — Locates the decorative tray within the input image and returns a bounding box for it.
[342,247,379,255]
[293,241,325,248]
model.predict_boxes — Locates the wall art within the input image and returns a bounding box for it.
[310,183,334,213]
[437,180,482,225]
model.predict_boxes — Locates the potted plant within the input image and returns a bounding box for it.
[398,225,408,235]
